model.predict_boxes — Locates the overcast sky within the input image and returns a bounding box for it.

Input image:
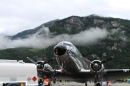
[0,0,130,36]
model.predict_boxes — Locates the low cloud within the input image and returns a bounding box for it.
[0,27,109,50]
[0,27,127,50]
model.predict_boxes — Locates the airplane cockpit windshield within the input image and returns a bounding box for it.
[63,43,72,47]
[63,42,82,56]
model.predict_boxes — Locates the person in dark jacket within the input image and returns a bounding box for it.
[38,78,43,86]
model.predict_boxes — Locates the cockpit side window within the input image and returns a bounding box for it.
[72,46,81,56]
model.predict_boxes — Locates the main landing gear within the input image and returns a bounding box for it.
[95,82,102,86]
[85,82,102,86]
[85,81,88,86]
[85,83,87,86]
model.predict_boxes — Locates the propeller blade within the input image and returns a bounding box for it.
[101,56,114,64]
[43,57,54,64]
[26,57,37,65]
[94,71,98,84]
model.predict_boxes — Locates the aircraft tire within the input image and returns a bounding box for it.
[6,83,19,86]
[85,83,87,86]
[95,82,102,86]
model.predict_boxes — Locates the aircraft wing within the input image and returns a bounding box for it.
[78,69,130,81]
[79,69,130,80]
[55,69,92,82]
[104,69,130,80]
[55,69,130,82]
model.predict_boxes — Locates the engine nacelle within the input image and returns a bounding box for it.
[90,60,104,73]
[36,62,54,78]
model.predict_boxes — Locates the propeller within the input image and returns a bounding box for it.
[26,57,37,64]
[43,57,54,64]
[26,56,57,84]
[26,57,54,73]
[93,61,101,86]
[94,70,98,85]
[100,56,114,64]
[26,57,54,65]
[89,56,114,86]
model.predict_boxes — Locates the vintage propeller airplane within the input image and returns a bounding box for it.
[27,41,130,86]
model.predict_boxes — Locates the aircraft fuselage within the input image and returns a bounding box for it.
[54,41,88,74]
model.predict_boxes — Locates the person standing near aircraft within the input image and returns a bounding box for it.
[38,78,43,86]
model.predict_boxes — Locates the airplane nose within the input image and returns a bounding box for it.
[54,45,67,56]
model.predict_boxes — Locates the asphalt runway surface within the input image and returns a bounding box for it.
[54,82,130,86]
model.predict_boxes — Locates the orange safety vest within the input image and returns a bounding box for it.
[44,78,49,84]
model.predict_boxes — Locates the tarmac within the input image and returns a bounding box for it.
[53,82,130,86]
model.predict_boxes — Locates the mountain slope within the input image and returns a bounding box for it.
[1,14,130,69]
[10,19,59,40]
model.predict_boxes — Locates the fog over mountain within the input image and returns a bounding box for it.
[0,26,124,50]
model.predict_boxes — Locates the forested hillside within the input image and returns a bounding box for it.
[1,14,130,69]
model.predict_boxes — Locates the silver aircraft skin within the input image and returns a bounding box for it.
[27,41,130,86]
[53,41,130,86]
